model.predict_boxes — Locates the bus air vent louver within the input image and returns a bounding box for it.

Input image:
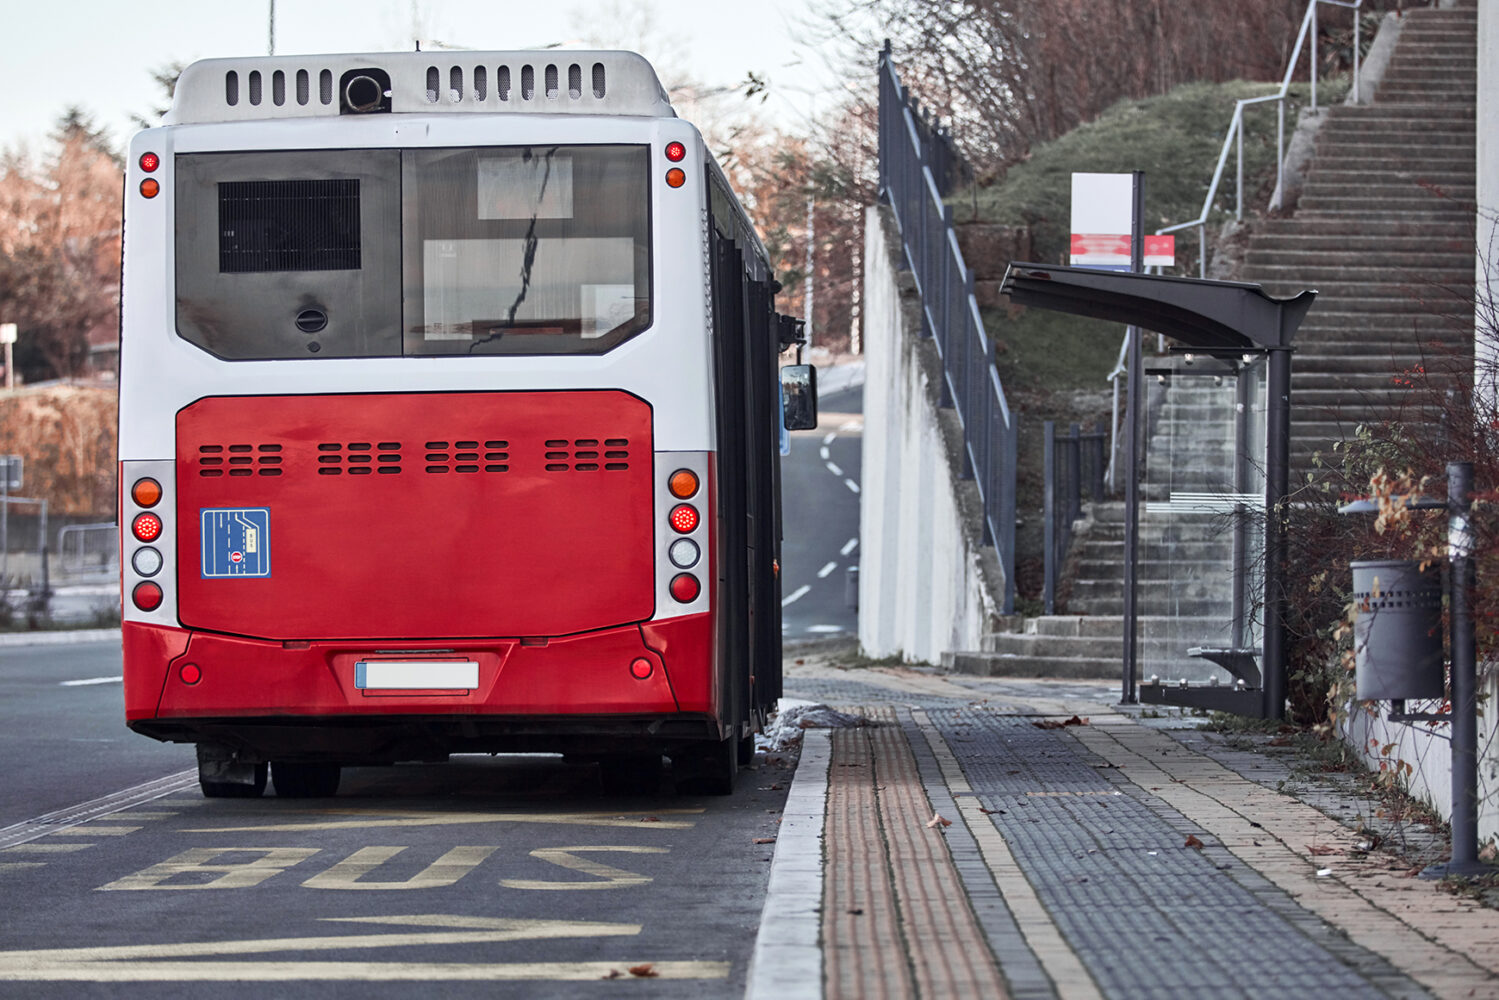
[198,443,283,477]
[544,437,628,472]
[423,440,509,474]
[316,442,402,476]
[168,51,666,124]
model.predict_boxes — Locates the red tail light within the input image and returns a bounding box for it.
[669,573,700,603]
[669,504,699,533]
[132,581,163,611]
[132,512,163,542]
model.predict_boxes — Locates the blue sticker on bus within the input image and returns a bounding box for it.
[200,508,271,579]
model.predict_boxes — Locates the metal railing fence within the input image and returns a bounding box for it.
[1159,0,1363,276]
[877,42,1017,614]
[1043,421,1107,615]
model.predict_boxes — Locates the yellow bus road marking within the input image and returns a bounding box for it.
[186,808,703,834]
[0,915,728,981]
[0,960,731,982]
[2,843,93,854]
[102,844,672,891]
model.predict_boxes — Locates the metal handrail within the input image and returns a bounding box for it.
[877,43,1018,614]
[1159,0,1362,277]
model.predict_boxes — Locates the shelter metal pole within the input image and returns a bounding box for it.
[1122,171,1145,705]
[1261,347,1291,720]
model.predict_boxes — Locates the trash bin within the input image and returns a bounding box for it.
[1350,559,1444,700]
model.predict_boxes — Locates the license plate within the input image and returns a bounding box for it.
[354,660,478,690]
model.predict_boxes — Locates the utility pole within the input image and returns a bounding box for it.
[1,323,15,390]
[803,195,815,349]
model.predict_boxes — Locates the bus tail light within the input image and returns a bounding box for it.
[132,512,163,542]
[669,574,700,603]
[179,663,202,685]
[665,168,685,188]
[665,141,685,162]
[669,504,698,533]
[138,152,160,172]
[132,582,164,611]
[140,179,160,198]
[668,469,698,499]
[629,657,653,680]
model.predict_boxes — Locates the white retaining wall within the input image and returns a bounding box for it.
[858,206,1000,663]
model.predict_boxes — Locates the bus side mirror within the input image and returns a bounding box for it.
[781,364,818,431]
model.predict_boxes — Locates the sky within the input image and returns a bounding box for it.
[1,0,851,152]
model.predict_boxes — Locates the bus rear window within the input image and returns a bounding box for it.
[173,145,651,360]
[402,145,651,356]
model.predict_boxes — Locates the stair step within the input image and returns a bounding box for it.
[1245,251,1472,269]
[1247,265,1472,283]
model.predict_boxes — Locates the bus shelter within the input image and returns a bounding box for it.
[999,264,1315,719]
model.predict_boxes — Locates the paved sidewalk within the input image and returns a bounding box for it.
[748,656,1499,1000]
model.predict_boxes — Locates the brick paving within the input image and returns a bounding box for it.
[763,658,1499,1000]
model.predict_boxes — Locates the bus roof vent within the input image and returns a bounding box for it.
[166,50,674,125]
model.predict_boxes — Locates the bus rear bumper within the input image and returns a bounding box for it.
[123,612,717,758]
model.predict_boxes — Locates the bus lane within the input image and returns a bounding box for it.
[0,753,793,997]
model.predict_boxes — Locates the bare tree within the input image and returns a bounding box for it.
[0,109,122,382]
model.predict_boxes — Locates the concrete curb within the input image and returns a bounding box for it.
[0,628,121,648]
[745,729,830,1000]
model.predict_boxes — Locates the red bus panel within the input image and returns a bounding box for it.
[175,391,654,640]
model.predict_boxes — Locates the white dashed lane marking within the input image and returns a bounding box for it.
[844,479,861,494]
[781,585,811,607]
[822,432,836,446]
[816,562,837,579]
[840,538,859,556]
[60,676,123,687]
[825,462,843,477]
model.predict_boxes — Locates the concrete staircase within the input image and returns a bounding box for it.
[1249,2,1477,471]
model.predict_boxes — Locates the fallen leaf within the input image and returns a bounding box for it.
[753,837,777,844]
[847,907,864,915]
[927,812,953,828]
[628,964,659,978]
[1032,715,1089,730]
[1184,835,1204,850]
[602,970,622,980]
[979,807,1004,814]
[641,816,661,823]
[1268,737,1292,747]
[1307,844,1338,856]
[795,658,805,665]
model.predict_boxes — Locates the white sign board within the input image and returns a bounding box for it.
[1069,173,1174,269]
[1,455,20,491]
[0,323,15,345]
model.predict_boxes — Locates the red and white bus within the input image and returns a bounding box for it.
[118,51,815,798]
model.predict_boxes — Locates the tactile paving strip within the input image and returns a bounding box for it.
[925,708,1431,1000]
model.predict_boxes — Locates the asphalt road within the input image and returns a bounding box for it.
[0,640,190,828]
[779,369,863,643]
[0,640,792,996]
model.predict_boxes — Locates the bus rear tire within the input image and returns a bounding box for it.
[199,762,267,799]
[271,761,342,798]
[674,737,737,796]
[597,754,662,796]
